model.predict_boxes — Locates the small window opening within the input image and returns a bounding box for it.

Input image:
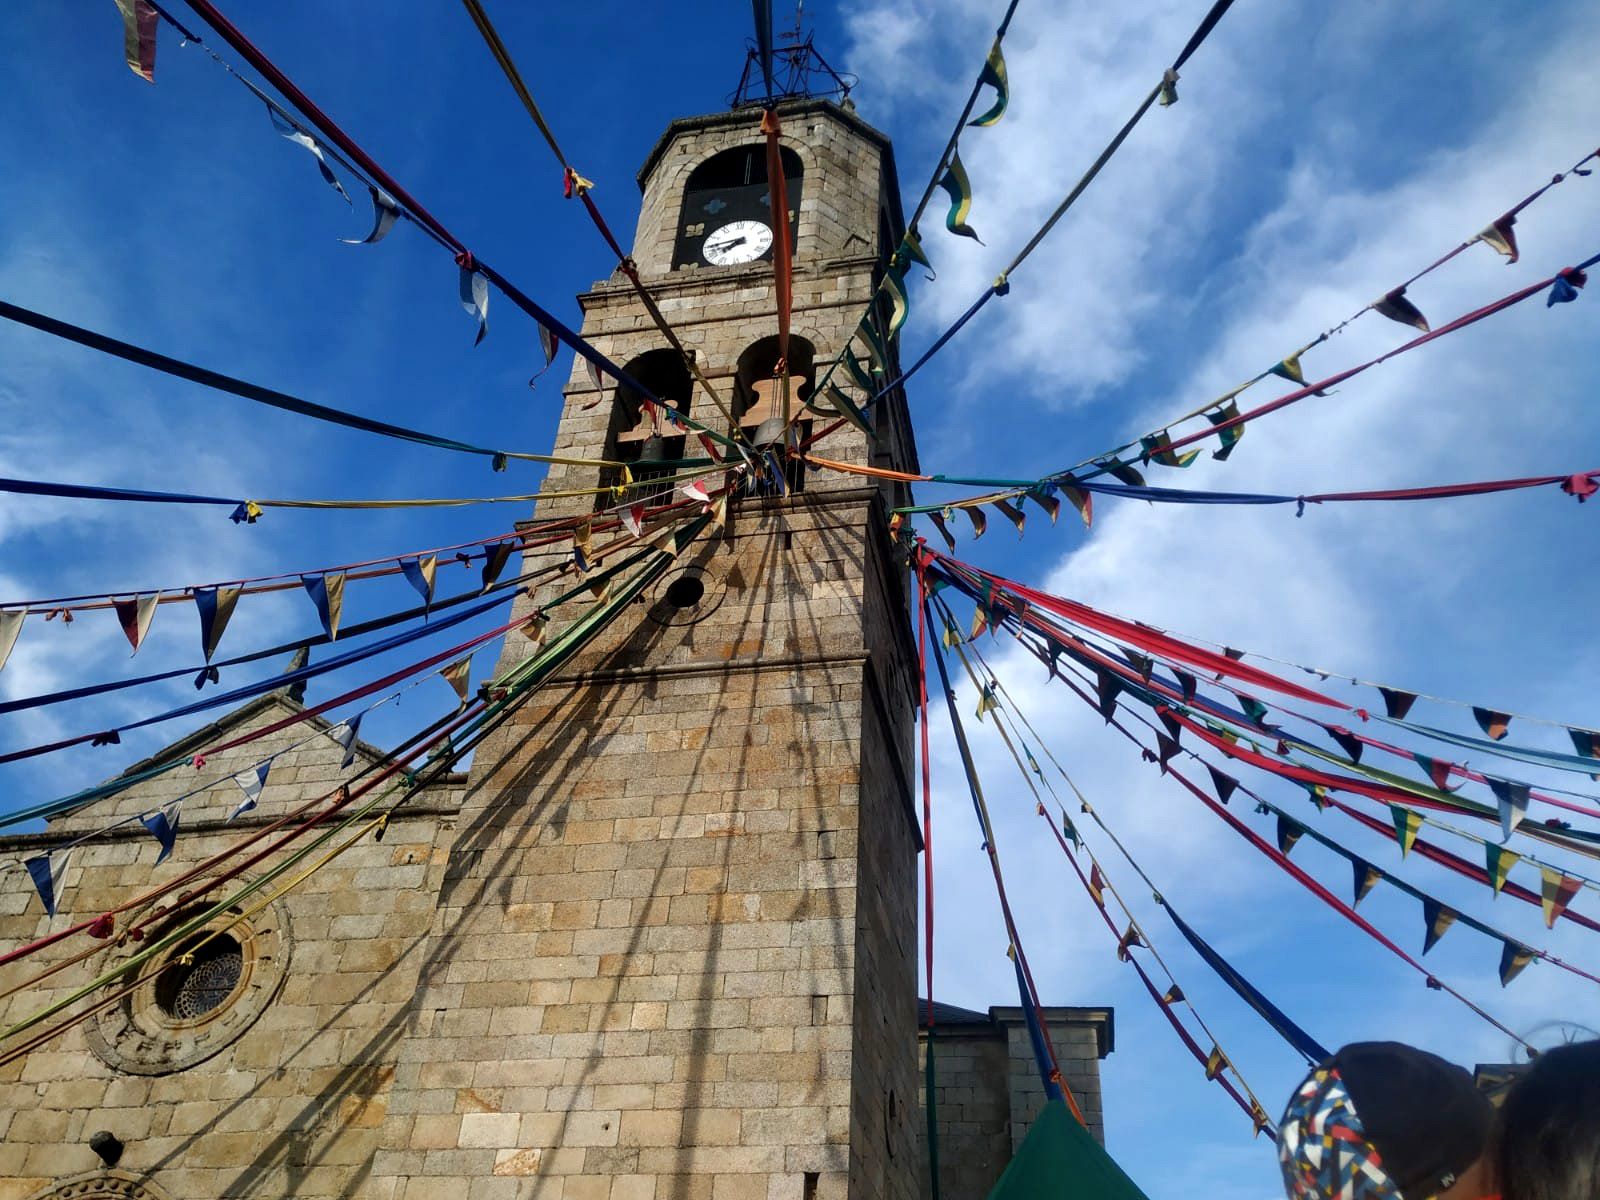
[601,349,693,511]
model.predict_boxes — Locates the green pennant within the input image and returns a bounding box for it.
[883,263,911,338]
[1391,805,1423,858]
[1140,430,1200,468]
[986,1099,1150,1200]
[819,384,874,436]
[969,42,1010,128]
[842,344,876,394]
[895,229,935,280]
[938,148,982,242]
[1485,844,1520,898]
[1206,399,1245,461]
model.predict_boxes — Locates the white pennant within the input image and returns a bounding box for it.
[230,760,273,820]
[26,848,73,917]
[621,503,645,539]
[0,609,24,673]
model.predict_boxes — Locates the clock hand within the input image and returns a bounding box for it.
[706,236,747,253]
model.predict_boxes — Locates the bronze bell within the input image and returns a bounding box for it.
[637,436,667,463]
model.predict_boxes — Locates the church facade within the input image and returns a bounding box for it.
[0,98,1110,1200]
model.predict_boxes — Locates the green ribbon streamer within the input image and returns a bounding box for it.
[969,42,1010,128]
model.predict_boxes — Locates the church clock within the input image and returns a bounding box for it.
[671,142,801,268]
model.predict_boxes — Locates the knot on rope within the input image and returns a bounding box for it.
[492,452,508,473]
[1424,975,1443,991]
[193,665,221,690]
[1295,497,1306,518]
[1354,708,1369,721]
[91,730,121,748]
[45,608,73,624]
[562,167,594,198]
[456,551,473,567]
[1159,68,1180,106]
[453,249,477,271]
[992,275,1011,296]
[192,754,206,770]
[87,913,115,940]
[178,952,195,967]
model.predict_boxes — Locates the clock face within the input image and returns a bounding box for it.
[702,220,773,266]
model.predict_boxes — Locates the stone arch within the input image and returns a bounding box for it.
[671,142,804,270]
[601,348,694,506]
[25,1169,177,1200]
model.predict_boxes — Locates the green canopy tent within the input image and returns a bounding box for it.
[984,1100,1150,1200]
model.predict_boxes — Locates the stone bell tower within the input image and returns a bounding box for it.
[373,98,923,1200]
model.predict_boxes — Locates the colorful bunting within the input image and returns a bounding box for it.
[927,510,956,553]
[970,604,990,640]
[969,42,1010,127]
[1204,1044,1228,1082]
[230,760,272,819]
[193,585,241,662]
[1472,707,1511,741]
[112,592,160,655]
[329,712,363,769]
[1485,843,1520,898]
[1498,940,1535,986]
[400,555,438,610]
[1477,214,1519,263]
[993,498,1026,536]
[1115,924,1144,961]
[1088,863,1106,907]
[963,505,988,539]
[114,0,158,82]
[1205,400,1245,461]
[1378,686,1417,720]
[1059,480,1092,528]
[1539,867,1581,929]
[267,105,351,205]
[937,149,982,242]
[0,609,24,674]
[819,384,873,436]
[621,502,646,539]
[883,262,910,338]
[141,800,182,865]
[1161,984,1185,1005]
[301,572,347,641]
[1351,858,1382,906]
[441,655,473,707]
[1422,897,1457,953]
[1391,805,1423,858]
[1486,776,1530,840]
[1026,487,1060,524]
[975,684,998,721]
[1097,458,1146,487]
[895,229,934,280]
[1372,286,1430,333]
[1238,695,1269,726]
[25,849,72,917]
[459,263,490,346]
[1268,353,1308,386]
[1276,814,1303,856]
[680,479,710,506]
[1411,753,1460,792]
[481,541,516,591]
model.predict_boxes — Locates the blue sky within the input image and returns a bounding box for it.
[3,2,1599,1197]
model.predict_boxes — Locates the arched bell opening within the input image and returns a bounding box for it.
[733,335,815,495]
[600,348,693,510]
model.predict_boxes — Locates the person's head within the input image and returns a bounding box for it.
[1495,1040,1600,1200]
[1278,1042,1494,1200]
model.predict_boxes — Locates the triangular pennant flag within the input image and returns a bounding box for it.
[400,555,438,610]
[818,383,873,435]
[1547,267,1587,306]
[1567,728,1600,775]
[301,572,346,640]
[962,505,988,539]
[1327,726,1364,763]
[1412,753,1460,792]
[1477,214,1519,263]
[1026,488,1060,524]
[1539,867,1581,928]
[895,228,934,281]
[941,620,962,649]
[1097,458,1146,487]
[968,42,1009,127]
[621,502,646,539]
[1391,805,1423,858]
[1157,708,1183,743]
[230,760,272,819]
[440,656,472,707]
[537,322,558,367]
[1472,707,1511,741]
[1239,695,1269,726]
[993,499,1026,536]
[518,612,549,646]
[584,355,604,397]
[970,604,990,640]
[1116,924,1144,962]
[1175,670,1197,704]
[1059,811,1080,849]
[1123,649,1154,681]
[480,541,516,591]
[341,185,402,245]
[1378,686,1418,720]
[113,592,161,655]
[937,148,982,242]
[459,264,490,345]
[1268,353,1308,385]
[0,608,25,673]
[1485,843,1520,898]
[1422,897,1457,954]
[1206,764,1237,806]
[882,262,911,338]
[975,684,998,721]
[329,711,363,769]
[193,585,241,662]
[1139,430,1200,469]
[1205,400,1245,461]
[680,479,710,506]
[1486,777,1531,840]
[1276,814,1303,856]
[267,104,351,204]
[1095,668,1121,721]
[1352,858,1382,906]
[1498,939,1535,986]
[1371,287,1430,333]
[1088,864,1106,907]
[1155,733,1179,772]
[927,511,956,553]
[1300,782,1330,811]
[114,0,158,82]
[1162,984,1185,1005]
[25,849,72,917]
[1204,1045,1228,1082]
[1059,479,1092,528]
[141,800,183,865]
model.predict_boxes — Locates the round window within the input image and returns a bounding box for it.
[648,565,725,627]
[86,886,291,1075]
